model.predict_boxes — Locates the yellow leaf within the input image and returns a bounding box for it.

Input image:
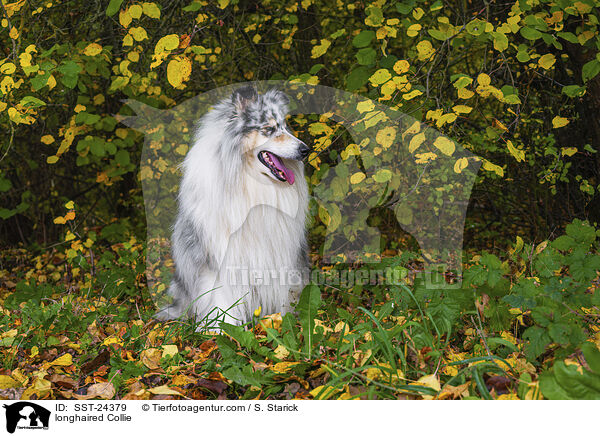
[408,132,426,153]
[103,336,123,347]
[350,172,366,184]
[30,345,39,357]
[454,157,468,173]
[415,374,441,399]
[406,24,421,37]
[402,120,421,139]
[497,393,520,400]
[148,385,183,396]
[538,53,556,70]
[166,56,192,88]
[436,112,457,127]
[129,4,142,19]
[0,375,20,389]
[141,348,162,369]
[552,116,569,128]
[369,68,392,86]
[506,140,525,162]
[365,363,404,383]
[310,385,341,399]
[356,100,375,114]
[1,329,17,339]
[50,353,73,366]
[1,77,14,95]
[41,135,54,144]
[47,155,59,164]
[415,152,437,164]
[84,43,102,56]
[129,26,148,42]
[119,9,132,27]
[142,2,160,18]
[393,60,410,74]
[482,159,504,177]
[452,105,472,114]
[0,62,16,74]
[258,313,282,331]
[9,26,19,39]
[272,361,300,373]
[151,34,180,68]
[274,345,290,360]
[561,147,577,157]
[313,319,333,334]
[311,39,331,59]
[161,344,178,358]
[477,73,491,86]
[458,88,474,99]
[47,75,56,90]
[403,89,422,100]
[218,0,230,8]
[434,137,455,155]
[127,51,140,62]
[74,104,86,113]
[375,126,396,149]
[64,200,74,209]
[175,144,188,155]
[416,40,434,61]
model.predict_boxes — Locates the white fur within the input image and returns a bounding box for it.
[157,92,309,329]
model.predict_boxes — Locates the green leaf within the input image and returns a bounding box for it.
[0,177,12,192]
[520,27,543,40]
[523,325,551,360]
[551,235,575,251]
[20,96,46,107]
[356,47,376,65]
[540,361,600,400]
[182,2,202,12]
[582,342,600,374]
[352,30,375,48]
[90,140,106,157]
[582,59,600,83]
[220,323,260,351]
[346,66,372,91]
[115,150,130,166]
[491,32,508,52]
[466,19,486,36]
[562,85,586,98]
[566,219,596,245]
[106,0,124,16]
[296,284,322,358]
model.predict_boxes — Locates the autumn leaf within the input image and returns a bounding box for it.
[552,116,569,128]
[83,43,102,56]
[166,56,192,88]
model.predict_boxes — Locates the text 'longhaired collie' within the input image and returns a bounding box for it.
[156,86,311,330]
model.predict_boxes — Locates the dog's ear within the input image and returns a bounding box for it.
[232,85,258,113]
[266,87,289,106]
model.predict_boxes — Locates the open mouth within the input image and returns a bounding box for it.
[258,151,295,185]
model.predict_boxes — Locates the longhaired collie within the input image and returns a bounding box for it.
[156,86,311,329]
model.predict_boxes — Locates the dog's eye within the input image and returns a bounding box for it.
[262,126,276,136]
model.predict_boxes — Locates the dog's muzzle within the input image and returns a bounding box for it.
[298,142,311,160]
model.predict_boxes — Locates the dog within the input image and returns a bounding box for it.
[156,86,311,329]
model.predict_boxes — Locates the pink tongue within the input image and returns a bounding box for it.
[268,152,295,185]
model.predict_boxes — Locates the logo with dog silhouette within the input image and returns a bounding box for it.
[2,402,50,433]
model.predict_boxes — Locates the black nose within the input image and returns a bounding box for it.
[298,142,311,159]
